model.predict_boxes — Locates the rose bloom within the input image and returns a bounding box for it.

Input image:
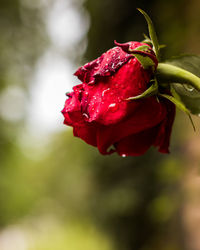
[62,41,175,156]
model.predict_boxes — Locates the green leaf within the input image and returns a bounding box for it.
[159,93,196,131]
[166,55,200,115]
[137,8,160,60]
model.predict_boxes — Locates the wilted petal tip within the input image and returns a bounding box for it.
[114,40,130,53]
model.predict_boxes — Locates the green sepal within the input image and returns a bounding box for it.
[132,53,155,70]
[130,45,157,70]
[170,85,182,101]
[126,79,158,101]
[159,93,196,131]
[134,45,151,52]
[141,34,153,47]
[137,8,160,60]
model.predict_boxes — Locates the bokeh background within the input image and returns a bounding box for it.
[1,0,200,249]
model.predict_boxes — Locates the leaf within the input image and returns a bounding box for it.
[166,55,200,115]
[159,93,196,131]
[137,8,160,60]
[159,93,190,114]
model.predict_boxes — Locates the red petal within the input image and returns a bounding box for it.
[62,90,98,146]
[81,58,152,125]
[154,98,176,153]
[96,97,167,155]
[61,85,84,125]
[73,122,98,147]
[115,126,159,156]
[74,42,149,85]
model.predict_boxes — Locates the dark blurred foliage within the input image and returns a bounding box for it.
[83,0,189,61]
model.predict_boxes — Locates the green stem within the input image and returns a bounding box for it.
[156,63,200,92]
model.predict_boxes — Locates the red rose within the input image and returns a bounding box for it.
[62,41,175,156]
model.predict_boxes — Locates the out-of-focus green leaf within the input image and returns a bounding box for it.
[166,55,200,115]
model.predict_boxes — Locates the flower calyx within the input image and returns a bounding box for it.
[115,41,158,72]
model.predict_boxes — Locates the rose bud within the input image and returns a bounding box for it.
[62,41,175,156]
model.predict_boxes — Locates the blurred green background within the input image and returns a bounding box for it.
[0,0,200,249]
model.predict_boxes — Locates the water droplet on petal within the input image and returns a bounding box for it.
[102,88,111,97]
[83,113,89,119]
[121,154,127,158]
[108,103,118,112]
